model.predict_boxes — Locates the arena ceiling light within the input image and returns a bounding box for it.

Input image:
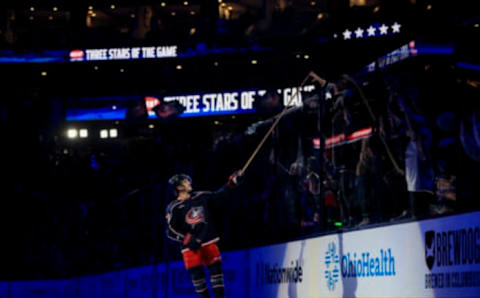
[79,129,88,138]
[67,129,78,139]
[100,129,108,139]
[109,128,118,138]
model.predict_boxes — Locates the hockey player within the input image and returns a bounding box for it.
[165,171,244,298]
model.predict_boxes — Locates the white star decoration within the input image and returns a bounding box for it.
[354,27,364,38]
[339,22,401,40]
[391,22,401,33]
[343,29,352,40]
[379,24,389,35]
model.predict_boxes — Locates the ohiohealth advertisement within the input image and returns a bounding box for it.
[248,211,480,297]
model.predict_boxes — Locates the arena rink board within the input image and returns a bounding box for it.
[0,211,479,297]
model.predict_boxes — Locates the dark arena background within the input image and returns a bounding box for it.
[1,0,480,297]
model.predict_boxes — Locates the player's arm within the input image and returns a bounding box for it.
[165,203,186,243]
[209,170,245,201]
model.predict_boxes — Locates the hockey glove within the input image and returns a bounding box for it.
[187,238,202,251]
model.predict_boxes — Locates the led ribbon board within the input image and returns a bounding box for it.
[147,85,315,118]
[66,85,316,121]
[0,44,272,63]
[364,40,418,73]
[70,46,178,62]
[313,127,373,149]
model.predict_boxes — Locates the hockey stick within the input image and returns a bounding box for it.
[342,73,404,175]
[240,73,314,174]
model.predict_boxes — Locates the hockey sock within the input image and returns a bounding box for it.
[208,261,225,298]
[188,266,210,298]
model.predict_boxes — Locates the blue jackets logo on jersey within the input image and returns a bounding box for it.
[185,206,205,225]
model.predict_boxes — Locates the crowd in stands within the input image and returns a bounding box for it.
[0,63,479,280]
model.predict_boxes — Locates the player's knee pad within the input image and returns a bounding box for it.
[188,266,209,296]
[208,261,223,275]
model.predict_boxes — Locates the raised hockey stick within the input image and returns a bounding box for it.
[240,72,314,174]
